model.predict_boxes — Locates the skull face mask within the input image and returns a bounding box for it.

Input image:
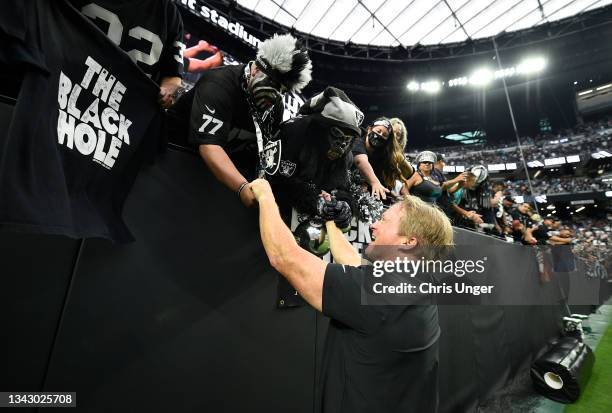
[248,71,285,115]
[327,126,355,160]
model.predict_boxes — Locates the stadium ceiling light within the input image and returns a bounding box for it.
[575,206,585,212]
[469,68,493,86]
[421,81,441,94]
[546,204,555,210]
[516,57,546,74]
[596,84,612,91]
[449,77,468,87]
[494,67,515,79]
[407,81,420,91]
[606,191,612,198]
[578,89,594,96]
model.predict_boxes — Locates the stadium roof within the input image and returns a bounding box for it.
[236,0,612,47]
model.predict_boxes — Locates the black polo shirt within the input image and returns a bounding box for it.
[320,263,440,413]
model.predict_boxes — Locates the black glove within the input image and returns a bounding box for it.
[318,198,352,229]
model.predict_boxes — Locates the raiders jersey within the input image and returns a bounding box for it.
[70,0,184,82]
[268,116,352,215]
[0,0,164,242]
[168,65,256,151]
[453,186,492,212]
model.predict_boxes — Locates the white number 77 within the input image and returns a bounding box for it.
[198,114,224,134]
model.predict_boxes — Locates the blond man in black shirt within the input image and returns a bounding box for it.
[250,179,453,413]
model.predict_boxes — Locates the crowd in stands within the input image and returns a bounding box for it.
[569,218,611,277]
[408,117,612,168]
[397,117,612,268]
[503,176,612,196]
[572,218,610,246]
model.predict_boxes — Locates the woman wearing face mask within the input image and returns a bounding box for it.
[403,151,443,204]
[352,117,413,200]
[405,151,468,204]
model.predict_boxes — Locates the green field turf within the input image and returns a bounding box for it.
[564,324,612,413]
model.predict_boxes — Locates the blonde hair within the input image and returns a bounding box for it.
[375,127,410,189]
[399,195,454,248]
[390,117,408,150]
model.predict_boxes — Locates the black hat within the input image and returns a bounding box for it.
[436,153,445,162]
[298,87,364,135]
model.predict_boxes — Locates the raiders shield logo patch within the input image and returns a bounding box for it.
[279,160,297,177]
[263,140,281,175]
[355,111,364,126]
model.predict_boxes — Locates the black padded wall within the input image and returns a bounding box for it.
[0,98,570,412]
[0,99,81,403]
[40,150,317,412]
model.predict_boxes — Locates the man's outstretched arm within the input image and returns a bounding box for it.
[250,179,327,311]
[325,221,361,266]
[199,144,256,207]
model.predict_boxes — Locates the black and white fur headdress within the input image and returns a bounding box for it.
[255,33,312,92]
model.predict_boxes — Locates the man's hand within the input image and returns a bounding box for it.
[318,197,352,229]
[240,184,258,207]
[371,181,390,200]
[452,172,468,184]
[159,76,182,108]
[490,190,503,207]
[250,179,274,203]
[199,145,256,208]
[466,210,483,225]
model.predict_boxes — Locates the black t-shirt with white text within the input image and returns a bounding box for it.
[70,0,184,82]
[0,0,164,242]
[321,263,440,413]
